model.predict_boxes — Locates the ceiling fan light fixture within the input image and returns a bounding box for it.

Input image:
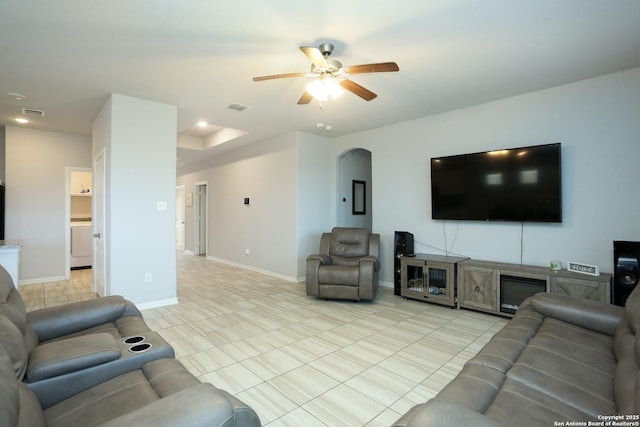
[305,76,345,102]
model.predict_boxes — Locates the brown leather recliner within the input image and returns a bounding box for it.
[306,227,380,301]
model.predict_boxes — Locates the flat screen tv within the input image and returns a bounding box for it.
[431,143,562,222]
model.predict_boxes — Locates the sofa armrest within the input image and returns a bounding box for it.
[529,292,624,336]
[27,296,142,342]
[307,254,331,265]
[306,255,331,297]
[98,383,261,427]
[27,333,119,382]
[359,255,379,271]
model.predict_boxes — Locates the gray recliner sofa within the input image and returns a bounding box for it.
[393,284,639,426]
[0,267,174,407]
[306,227,380,301]
[0,343,261,427]
[0,266,261,426]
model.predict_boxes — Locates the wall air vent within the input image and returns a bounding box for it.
[21,108,45,117]
[225,102,250,112]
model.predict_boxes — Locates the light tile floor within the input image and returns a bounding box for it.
[19,253,508,426]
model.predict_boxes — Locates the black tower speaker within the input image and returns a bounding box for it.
[394,231,414,296]
[613,240,640,307]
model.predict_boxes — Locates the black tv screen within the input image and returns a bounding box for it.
[431,143,562,222]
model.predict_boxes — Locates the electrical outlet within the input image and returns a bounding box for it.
[145,272,152,283]
[245,248,250,255]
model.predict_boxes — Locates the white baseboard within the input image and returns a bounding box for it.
[205,256,299,283]
[379,280,393,289]
[137,297,179,310]
[19,276,67,286]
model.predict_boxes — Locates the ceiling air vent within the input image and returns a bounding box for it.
[226,102,249,112]
[22,108,45,117]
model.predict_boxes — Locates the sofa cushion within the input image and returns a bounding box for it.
[0,268,39,351]
[44,358,196,427]
[42,357,262,427]
[329,227,370,258]
[0,314,29,379]
[44,369,160,427]
[505,317,616,417]
[466,303,542,373]
[0,343,21,427]
[483,376,601,425]
[26,333,120,382]
[17,384,46,427]
[433,364,505,413]
[318,265,359,286]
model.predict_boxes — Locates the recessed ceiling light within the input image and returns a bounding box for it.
[197,121,208,128]
[14,117,29,124]
[6,92,26,101]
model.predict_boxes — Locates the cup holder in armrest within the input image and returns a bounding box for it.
[123,336,145,345]
[123,336,152,352]
[128,343,153,353]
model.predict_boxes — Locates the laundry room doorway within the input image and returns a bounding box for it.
[65,166,93,279]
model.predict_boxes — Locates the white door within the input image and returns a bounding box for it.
[92,149,106,297]
[176,185,185,251]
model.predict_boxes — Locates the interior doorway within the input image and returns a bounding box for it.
[64,166,93,280]
[194,182,208,256]
[337,148,372,230]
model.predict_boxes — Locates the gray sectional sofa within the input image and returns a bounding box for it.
[0,266,261,427]
[393,285,639,426]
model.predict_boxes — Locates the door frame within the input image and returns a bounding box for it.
[337,148,373,230]
[64,166,92,279]
[92,148,107,297]
[194,181,208,256]
[176,185,186,251]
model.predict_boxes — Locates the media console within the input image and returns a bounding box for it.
[458,259,612,317]
[399,256,612,317]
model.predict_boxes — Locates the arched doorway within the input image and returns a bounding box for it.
[337,148,372,230]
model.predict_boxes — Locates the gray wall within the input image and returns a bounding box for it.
[177,68,640,285]
[7,67,639,289]
[5,126,91,282]
[332,68,640,282]
[177,131,332,281]
[93,94,178,306]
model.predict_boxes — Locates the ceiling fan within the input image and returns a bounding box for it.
[252,43,399,104]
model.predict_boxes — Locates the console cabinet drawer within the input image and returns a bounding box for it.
[550,275,610,303]
[459,264,498,312]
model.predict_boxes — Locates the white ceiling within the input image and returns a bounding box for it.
[1,1,640,171]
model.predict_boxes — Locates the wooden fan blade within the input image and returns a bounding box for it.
[343,62,399,74]
[253,72,308,81]
[297,91,313,105]
[339,79,377,101]
[300,46,328,68]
